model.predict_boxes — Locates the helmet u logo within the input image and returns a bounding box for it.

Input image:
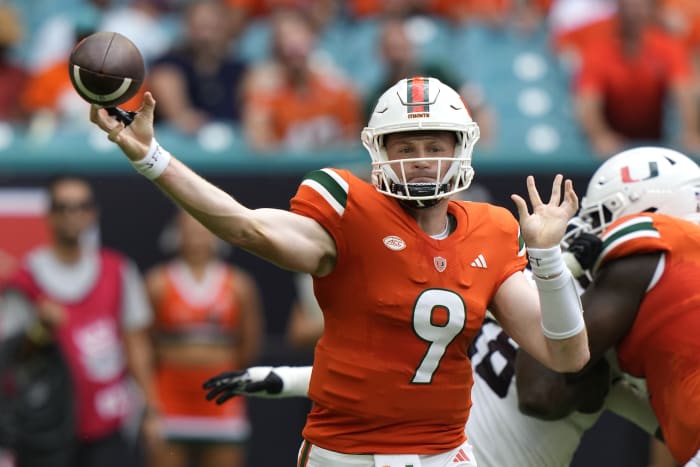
[621,161,659,183]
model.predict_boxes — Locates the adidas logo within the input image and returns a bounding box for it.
[470,254,487,269]
[452,448,471,463]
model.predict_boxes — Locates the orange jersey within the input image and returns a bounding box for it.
[574,25,693,140]
[245,72,361,148]
[153,260,246,423]
[290,169,527,454]
[596,213,700,463]
[153,260,240,335]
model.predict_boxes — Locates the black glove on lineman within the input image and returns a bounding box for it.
[567,232,603,271]
[203,369,284,405]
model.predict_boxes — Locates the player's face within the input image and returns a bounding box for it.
[48,180,97,247]
[384,131,457,183]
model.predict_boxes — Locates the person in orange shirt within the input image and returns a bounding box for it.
[144,210,263,467]
[89,75,589,466]
[573,0,700,158]
[242,7,362,153]
[516,146,700,466]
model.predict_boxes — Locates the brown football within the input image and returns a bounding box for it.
[68,31,144,107]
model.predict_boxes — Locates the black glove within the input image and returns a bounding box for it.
[203,368,283,405]
[567,232,603,271]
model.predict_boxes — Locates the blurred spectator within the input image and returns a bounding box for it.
[99,0,175,64]
[0,176,156,467]
[573,0,700,158]
[348,0,551,26]
[548,0,617,70]
[0,4,27,124]
[24,0,113,73]
[432,0,552,29]
[365,18,495,145]
[25,0,171,71]
[225,0,338,38]
[347,0,427,19]
[148,0,247,135]
[145,210,263,467]
[242,8,362,153]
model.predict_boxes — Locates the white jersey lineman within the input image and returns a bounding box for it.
[467,317,599,467]
[467,315,658,467]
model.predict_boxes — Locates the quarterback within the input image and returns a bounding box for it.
[205,147,700,467]
[90,76,588,466]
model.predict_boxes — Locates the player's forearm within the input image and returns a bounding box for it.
[154,157,259,247]
[149,154,333,275]
[543,329,589,373]
[528,246,589,372]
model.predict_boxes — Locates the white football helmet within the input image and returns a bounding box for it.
[361,77,480,207]
[566,146,700,243]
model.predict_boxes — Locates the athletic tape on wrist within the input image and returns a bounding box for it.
[129,139,171,180]
[534,270,585,340]
[527,246,564,279]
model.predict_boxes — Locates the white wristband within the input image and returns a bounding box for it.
[129,138,171,180]
[527,246,565,279]
[534,270,585,340]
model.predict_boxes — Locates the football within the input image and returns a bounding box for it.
[68,31,144,108]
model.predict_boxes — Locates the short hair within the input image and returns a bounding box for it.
[46,175,95,204]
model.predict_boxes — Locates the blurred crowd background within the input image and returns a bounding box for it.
[0,0,698,466]
[0,0,699,165]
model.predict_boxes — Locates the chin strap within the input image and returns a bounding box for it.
[391,182,450,208]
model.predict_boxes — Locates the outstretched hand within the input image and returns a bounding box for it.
[89,91,157,162]
[511,174,578,249]
[203,368,283,405]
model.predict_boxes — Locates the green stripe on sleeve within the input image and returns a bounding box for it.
[601,221,656,251]
[303,170,348,209]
